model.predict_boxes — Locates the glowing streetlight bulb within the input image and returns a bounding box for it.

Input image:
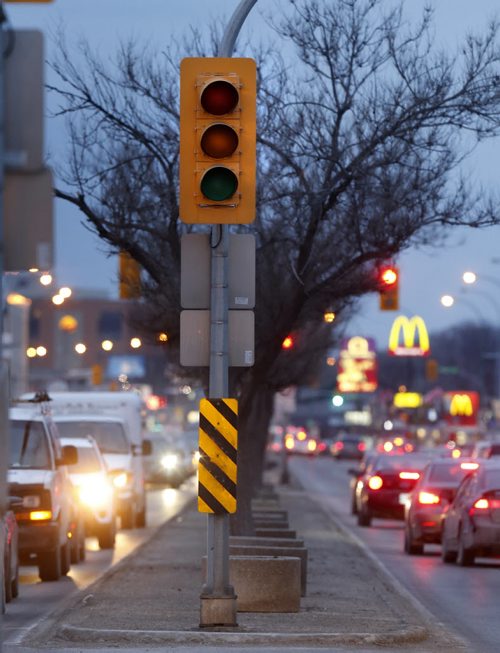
[40,273,52,286]
[59,287,72,299]
[101,340,113,351]
[26,347,37,358]
[323,311,336,323]
[75,343,87,354]
[36,346,47,357]
[52,294,64,306]
[441,294,454,308]
[130,337,142,349]
[158,332,169,342]
[462,271,477,285]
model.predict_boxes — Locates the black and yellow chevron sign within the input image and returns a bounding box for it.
[198,398,238,514]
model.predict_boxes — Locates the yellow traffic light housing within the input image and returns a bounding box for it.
[119,251,141,300]
[379,264,399,311]
[179,57,256,224]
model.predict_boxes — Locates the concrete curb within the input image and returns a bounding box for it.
[57,622,429,647]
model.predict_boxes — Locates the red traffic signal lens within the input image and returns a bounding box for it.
[201,80,239,115]
[200,124,239,158]
[200,166,238,201]
[282,336,294,349]
[381,268,398,286]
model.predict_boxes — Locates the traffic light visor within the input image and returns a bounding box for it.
[200,124,239,158]
[200,167,238,201]
[201,80,239,115]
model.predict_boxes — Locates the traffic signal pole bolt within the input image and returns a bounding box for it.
[197,0,257,628]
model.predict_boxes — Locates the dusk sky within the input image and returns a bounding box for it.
[6,0,500,350]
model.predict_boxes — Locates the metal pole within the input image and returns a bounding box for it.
[0,4,6,647]
[200,0,257,628]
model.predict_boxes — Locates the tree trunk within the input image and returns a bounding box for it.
[230,383,275,535]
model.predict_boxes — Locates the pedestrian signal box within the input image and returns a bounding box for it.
[179,57,256,224]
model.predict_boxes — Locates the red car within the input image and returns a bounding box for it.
[404,458,478,554]
[355,453,433,527]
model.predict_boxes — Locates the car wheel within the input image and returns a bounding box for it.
[60,541,71,576]
[457,530,475,567]
[357,505,372,527]
[441,535,457,563]
[97,522,116,550]
[404,524,424,555]
[11,559,19,599]
[351,493,358,515]
[4,547,13,603]
[38,548,62,582]
[120,503,135,529]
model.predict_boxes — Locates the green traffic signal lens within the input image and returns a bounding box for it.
[200,167,238,201]
[201,81,239,115]
[201,124,239,158]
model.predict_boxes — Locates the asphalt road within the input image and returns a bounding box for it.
[289,454,500,653]
[1,476,197,646]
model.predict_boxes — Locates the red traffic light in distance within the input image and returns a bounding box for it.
[379,264,399,311]
[282,335,294,350]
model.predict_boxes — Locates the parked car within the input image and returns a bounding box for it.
[355,453,432,527]
[283,426,320,456]
[8,395,78,581]
[403,458,478,555]
[1,504,19,608]
[59,435,116,550]
[441,460,500,566]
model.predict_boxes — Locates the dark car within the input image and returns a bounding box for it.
[403,459,478,554]
[331,433,369,460]
[355,453,432,527]
[472,440,500,459]
[1,504,20,610]
[441,461,500,566]
[348,451,380,514]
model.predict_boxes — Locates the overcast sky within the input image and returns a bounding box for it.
[6,0,500,350]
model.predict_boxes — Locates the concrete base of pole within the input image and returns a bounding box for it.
[199,595,238,627]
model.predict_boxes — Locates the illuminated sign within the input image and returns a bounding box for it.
[393,392,423,409]
[388,315,430,357]
[443,391,479,426]
[337,336,378,393]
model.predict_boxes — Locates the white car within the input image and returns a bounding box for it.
[59,436,116,549]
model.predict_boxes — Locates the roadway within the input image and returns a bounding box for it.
[288,454,500,653]
[1,476,197,646]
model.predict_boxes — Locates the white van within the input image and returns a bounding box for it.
[45,392,151,529]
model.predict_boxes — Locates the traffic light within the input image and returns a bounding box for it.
[282,335,294,350]
[378,264,399,311]
[425,359,439,382]
[179,57,256,224]
[119,251,141,300]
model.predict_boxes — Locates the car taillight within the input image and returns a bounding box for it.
[399,472,420,480]
[334,441,344,451]
[357,442,366,452]
[368,475,383,490]
[473,498,489,510]
[418,491,440,505]
[460,462,479,471]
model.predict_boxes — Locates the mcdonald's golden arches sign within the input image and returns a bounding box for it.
[388,315,430,357]
[443,391,479,426]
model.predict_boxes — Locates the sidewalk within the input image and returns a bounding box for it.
[18,476,467,651]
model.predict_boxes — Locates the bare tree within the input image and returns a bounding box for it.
[49,0,500,533]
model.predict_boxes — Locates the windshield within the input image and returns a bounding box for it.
[56,421,130,454]
[9,419,51,469]
[71,446,102,474]
[428,464,468,484]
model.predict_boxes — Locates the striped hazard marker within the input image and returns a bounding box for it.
[198,398,238,514]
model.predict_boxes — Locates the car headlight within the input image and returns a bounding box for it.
[110,470,131,489]
[78,475,114,508]
[161,453,179,471]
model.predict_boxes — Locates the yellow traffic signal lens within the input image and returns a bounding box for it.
[201,80,239,115]
[200,124,239,158]
[200,167,238,201]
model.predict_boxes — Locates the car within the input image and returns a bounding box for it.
[283,426,320,456]
[471,440,500,459]
[1,504,20,609]
[355,453,432,527]
[347,451,380,514]
[331,433,370,460]
[143,433,192,487]
[59,435,117,549]
[403,458,478,554]
[441,460,500,566]
[8,395,79,581]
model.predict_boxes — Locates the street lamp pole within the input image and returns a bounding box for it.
[201,0,258,628]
